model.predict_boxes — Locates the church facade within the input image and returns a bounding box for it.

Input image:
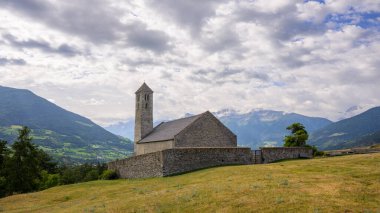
[134,83,237,155]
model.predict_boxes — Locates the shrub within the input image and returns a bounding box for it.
[83,169,99,182]
[39,170,60,190]
[305,145,325,157]
[0,176,7,197]
[60,168,80,184]
[100,170,118,180]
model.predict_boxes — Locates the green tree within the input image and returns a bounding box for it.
[36,149,57,173]
[283,123,309,147]
[39,170,60,190]
[0,140,9,167]
[7,126,41,193]
[0,140,9,197]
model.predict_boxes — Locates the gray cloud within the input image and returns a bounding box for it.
[201,27,242,54]
[161,71,173,80]
[337,65,380,85]
[214,68,242,79]
[146,0,225,35]
[0,0,122,43]
[121,58,161,67]
[189,69,215,83]
[236,3,326,43]
[126,22,172,53]
[245,71,270,82]
[194,69,214,76]
[187,75,212,84]
[0,57,26,66]
[0,0,172,53]
[1,0,379,124]
[190,67,270,84]
[3,34,80,57]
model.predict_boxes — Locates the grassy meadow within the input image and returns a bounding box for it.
[0,153,379,212]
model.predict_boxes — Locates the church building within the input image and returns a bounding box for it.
[108,83,312,178]
[134,83,237,155]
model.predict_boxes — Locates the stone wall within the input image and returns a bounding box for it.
[108,151,163,178]
[260,147,313,163]
[162,148,251,176]
[108,147,252,178]
[175,112,237,147]
[135,140,174,155]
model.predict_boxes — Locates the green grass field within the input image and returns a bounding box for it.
[1,153,379,212]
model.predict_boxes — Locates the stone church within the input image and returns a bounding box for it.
[108,83,312,178]
[134,83,237,156]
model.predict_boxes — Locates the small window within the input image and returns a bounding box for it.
[145,103,148,109]
[147,94,149,101]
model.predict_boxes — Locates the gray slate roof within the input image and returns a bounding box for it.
[138,113,203,143]
[135,82,153,94]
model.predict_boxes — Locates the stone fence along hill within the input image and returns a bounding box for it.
[108,147,312,178]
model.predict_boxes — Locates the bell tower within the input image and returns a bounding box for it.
[134,83,153,152]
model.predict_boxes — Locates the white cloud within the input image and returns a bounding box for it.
[0,0,379,126]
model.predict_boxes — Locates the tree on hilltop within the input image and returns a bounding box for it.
[283,123,309,147]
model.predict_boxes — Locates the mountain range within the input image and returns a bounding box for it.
[1,85,379,163]
[106,107,380,150]
[105,109,333,149]
[218,110,332,149]
[0,86,133,163]
[309,107,380,150]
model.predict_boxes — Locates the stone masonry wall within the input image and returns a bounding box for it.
[260,147,313,163]
[108,151,163,178]
[161,148,252,176]
[108,147,252,178]
[175,112,237,148]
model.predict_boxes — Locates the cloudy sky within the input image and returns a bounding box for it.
[0,0,379,126]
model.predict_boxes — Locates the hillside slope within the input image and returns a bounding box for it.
[0,153,379,212]
[309,107,380,150]
[0,86,133,163]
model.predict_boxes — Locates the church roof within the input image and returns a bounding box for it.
[135,82,153,94]
[138,113,204,143]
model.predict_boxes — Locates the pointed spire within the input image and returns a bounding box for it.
[135,82,153,94]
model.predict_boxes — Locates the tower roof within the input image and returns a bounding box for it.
[135,82,153,94]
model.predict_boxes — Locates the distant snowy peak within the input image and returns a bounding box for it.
[257,111,282,122]
[106,120,132,129]
[339,105,373,120]
[213,108,239,118]
[184,113,195,118]
[346,105,362,113]
[104,120,135,139]
[186,108,282,119]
